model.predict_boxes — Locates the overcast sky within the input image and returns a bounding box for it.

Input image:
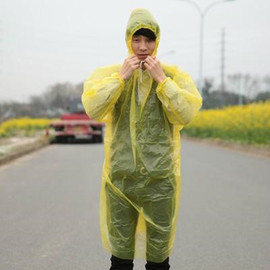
[0,0,269,102]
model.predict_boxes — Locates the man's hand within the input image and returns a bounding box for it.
[144,56,167,83]
[119,55,140,80]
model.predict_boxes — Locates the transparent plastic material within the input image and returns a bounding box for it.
[82,8,202,263]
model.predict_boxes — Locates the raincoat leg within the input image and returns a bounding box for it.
[105,183,139,259]
[143,177,175,262]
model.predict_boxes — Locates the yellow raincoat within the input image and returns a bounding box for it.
[82,9,202,263]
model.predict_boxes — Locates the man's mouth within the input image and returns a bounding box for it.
[138,54,148,59]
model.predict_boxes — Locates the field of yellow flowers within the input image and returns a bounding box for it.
[1,102,270,145]
[0,117,54,137]
[182,101,270,145]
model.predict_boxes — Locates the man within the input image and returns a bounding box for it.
[82,8,202,270]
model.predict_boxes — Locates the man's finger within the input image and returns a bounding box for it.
[129,55,140,61]
[145,56,156,66]
[128,57,140,64]
[143,62,151,69]
[131,58,140,64]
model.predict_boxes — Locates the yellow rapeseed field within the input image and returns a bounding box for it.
[1,102,270,145]
[0,117,55,137]
[182,101,270,145]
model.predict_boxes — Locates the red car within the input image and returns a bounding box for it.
[49,99,104,143]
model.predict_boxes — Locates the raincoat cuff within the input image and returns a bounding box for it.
[112,72,125,86]
[156,77,171,93]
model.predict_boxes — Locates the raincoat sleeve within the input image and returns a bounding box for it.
[82,66,124,121]
[156,67,202,126]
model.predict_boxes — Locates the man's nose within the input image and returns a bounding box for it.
[139,41,147,51]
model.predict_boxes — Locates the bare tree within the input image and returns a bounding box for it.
[227,73,261,99]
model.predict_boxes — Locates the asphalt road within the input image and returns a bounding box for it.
[0,140,269,270]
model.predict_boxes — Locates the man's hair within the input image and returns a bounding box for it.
[133,28,156,41]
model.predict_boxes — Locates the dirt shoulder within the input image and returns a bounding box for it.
[181,134,270,158]
[0,136,50,166]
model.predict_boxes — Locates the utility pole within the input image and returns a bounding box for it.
[0,19,2,74]
[239,75,243,105]
[174,0,236,93]
[220,28,225,91]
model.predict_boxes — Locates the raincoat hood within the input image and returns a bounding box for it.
[125,8,160,56]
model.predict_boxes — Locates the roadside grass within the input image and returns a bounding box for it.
[0,117,55,138]
[182,101,270,146]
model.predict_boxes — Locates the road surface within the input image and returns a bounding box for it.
[0,140,269,270]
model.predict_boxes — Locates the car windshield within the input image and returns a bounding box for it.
[69,98,84,114]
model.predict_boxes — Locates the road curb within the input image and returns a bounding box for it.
[0,137,50,166]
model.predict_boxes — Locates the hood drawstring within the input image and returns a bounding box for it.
[137,61,153,115]
[138,61,144,102]
[139,61,144,84]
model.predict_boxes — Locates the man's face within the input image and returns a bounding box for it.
[131,35,156,61]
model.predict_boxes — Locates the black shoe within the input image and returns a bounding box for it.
[145,257,170,270]
[110,255,134,270]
